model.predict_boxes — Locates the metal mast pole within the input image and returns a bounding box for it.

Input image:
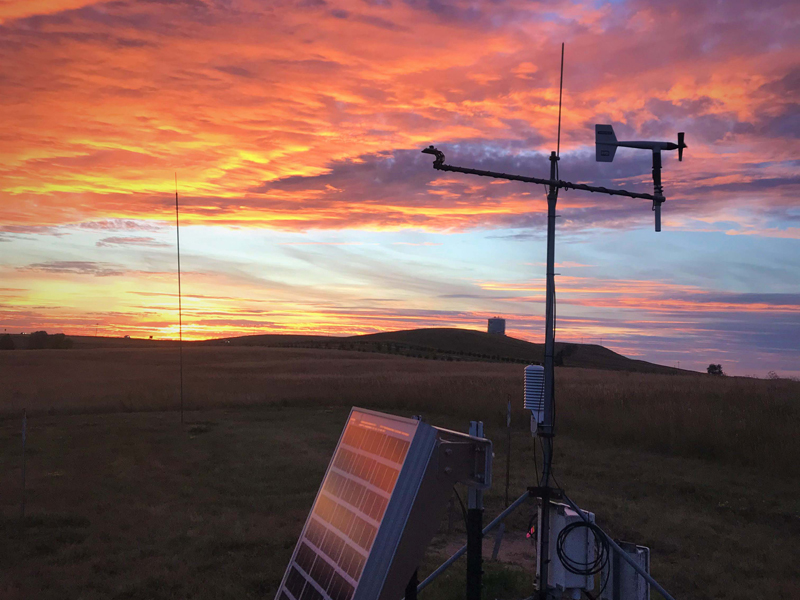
[538,150,559,600]
[542,151,558,473]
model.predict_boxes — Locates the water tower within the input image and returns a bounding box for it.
[487,317,506,335]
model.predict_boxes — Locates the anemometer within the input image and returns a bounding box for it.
[595,124,687,231]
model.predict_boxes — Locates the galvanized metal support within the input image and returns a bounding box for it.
[467,421,484,600]
[466,508,483,600]
[536,151,560,600]
[542,152,558,447]
[505,399,511,508]
[415,491,532,596]
[21,409,26,522]
[491,522,505,561]
[405,569,418,600]
[425,157,660,202]
[468,422,485,510]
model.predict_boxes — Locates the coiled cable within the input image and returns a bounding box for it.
[555,520,610,580]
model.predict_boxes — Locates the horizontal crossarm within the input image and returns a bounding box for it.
[557,178,660,201]
[432,162,660,201]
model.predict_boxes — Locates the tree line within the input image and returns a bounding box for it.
[0,331,73,350]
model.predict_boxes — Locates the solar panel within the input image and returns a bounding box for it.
[276,408,491,600]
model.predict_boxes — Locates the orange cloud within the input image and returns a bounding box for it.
[1,0,797,232]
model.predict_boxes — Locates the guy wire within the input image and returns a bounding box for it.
[175,173,184,424]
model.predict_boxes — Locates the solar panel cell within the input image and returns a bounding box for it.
[287,566,306,599]
[328,572,354,600]
[310,554,336,591]
[316,495,335,523]
[325,530,346,562]
[301,582,323,600]
[339,544,365,580]
[296,542,316,574]
[305,518,326,548]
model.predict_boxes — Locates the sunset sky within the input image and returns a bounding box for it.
[1,0,798,376]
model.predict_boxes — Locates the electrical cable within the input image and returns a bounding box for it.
[536,436,561,488]
[550,468,562,492]
[553,285,557,343]
[453,486,468,528]
[552,286,556,430]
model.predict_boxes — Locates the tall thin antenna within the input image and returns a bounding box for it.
[175,173,184,424]
[556,42,565,157]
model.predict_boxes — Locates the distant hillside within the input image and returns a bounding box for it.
[11,328,686,374]
[7,334,178,350]
[211,328,686,374]
[202,334,331,347]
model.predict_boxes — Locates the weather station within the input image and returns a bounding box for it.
[417,44,685,600]
[277,45,686,600]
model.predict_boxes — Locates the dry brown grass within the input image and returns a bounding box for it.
[2,346,798,475]
[1,407,798,600]
[1,348,799,599]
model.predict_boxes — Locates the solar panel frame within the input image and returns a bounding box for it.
[275,408,430,600]
[276,408,492,600]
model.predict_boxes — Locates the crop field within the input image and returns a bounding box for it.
[1,346,799,599]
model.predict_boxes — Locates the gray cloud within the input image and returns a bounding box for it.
[77,219,165,232]
[23,261,126,277]
[96,236,169,247]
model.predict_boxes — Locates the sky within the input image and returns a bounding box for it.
[1,0,798,376]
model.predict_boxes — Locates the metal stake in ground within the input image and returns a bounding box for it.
[21,408,26,522]
[505,397,511,507]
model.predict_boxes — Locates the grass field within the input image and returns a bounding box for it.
[3,346,798,475]
[1,346,799,599]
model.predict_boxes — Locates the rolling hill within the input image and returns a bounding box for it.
[6,328,686,374]
[206,328,686,374]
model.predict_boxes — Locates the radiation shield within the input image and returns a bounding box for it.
[275,408,491,600]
